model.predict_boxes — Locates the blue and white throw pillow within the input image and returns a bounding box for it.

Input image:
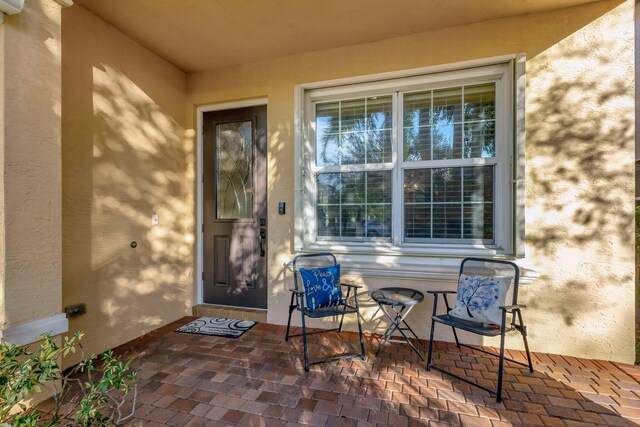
[299,265,342,311]
[449,274,512,325]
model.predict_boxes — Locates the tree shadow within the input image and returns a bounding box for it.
[62,3,190,365]
[511,1,635,361]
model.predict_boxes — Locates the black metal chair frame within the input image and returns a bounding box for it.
[426,257,534,402]
[285,253,366,372]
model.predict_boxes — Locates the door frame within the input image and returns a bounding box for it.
[196,98,268,306]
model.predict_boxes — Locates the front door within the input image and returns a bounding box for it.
[202,105,267,309]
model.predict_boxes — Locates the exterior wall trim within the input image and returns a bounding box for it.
[0,0,23,22]
[0,0,70,23]
[513,53,527,257]
[0,314,68,345]
[53,0,73,7]
[295,54,519,91]
[294,54,524,252]
[195,98,269,306]
[0,0,23,14]
[293,54,524,252]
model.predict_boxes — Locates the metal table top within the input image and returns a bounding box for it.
[371,287,424,307]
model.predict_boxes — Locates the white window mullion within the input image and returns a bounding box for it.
[401,158,497,170]
[364,98,368,165]
[307,98,318,243]
[430,90,434,161]
[339,173,343,238]
[461,167,465,239]
[392,92,402,246]
[430,169,434,238]
[312,163,394,174]
[461,85,466,160]
[460,86,466,240]
[364,171,368,237]
[338,101,343,166]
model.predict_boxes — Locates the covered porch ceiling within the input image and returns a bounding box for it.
[75,0,605,73]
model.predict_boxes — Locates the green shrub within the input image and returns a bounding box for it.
[0,332,137,426]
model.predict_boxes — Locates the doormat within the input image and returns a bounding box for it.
[175,317,256,339]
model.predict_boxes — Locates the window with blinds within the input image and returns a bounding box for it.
[302,62,514,253]
[315,96,393,240]
[402,84,496,243]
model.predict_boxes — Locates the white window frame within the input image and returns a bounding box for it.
[294,56,524,260]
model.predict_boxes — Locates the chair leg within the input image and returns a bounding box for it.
[442,295,460,349]
[426,295,438,370]
[338,288,351,333]
[354,294,366,360]
[285,292,296,341]
[338,311,346,333]
[300,309,310,372]
[517,310,534,372]
[496,309,508,403]
[451,327,461,349]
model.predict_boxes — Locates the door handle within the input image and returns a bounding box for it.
[259,229,266,257]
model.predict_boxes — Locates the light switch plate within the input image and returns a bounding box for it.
[152,213,159,225]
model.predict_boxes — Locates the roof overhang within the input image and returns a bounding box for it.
[74,0,610,73]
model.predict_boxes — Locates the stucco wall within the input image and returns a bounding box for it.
[0,0,63,330]
[186,0,635,362]
[62,4,190,361]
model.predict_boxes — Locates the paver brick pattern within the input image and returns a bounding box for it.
[53,317,640,426]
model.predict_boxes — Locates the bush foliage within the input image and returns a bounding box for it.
[0,332,137,426]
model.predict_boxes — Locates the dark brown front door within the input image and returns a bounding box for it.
[203,105,267,309]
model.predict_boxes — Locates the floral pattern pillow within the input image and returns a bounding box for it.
[449,274,512,325]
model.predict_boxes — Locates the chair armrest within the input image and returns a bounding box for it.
[289,288,305,295]
[500,304,526,312]
[340,283,363,289]
[426,290,457,295]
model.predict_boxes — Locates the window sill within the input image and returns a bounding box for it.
[293,244,539,285]
[300,241,504,258]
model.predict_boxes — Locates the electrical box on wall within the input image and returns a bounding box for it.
[65,303,86,318]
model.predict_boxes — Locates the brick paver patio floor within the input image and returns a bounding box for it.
[66,317,640,426]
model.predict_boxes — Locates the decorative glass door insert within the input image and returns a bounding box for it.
[216,121,253,219]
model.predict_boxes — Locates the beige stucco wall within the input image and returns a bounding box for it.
[523,2,634,362]
[186,0,635,363]
[0,0,63,331]
[61,4,190,362]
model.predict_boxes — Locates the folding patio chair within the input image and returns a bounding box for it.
[285,253,366,371]
[426,257,533,402]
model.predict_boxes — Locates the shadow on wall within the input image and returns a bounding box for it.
[63,64,189,362]
[523,8,634,354]
[527,54,632,255]
[266,119,295,309]
[272,1,634,357]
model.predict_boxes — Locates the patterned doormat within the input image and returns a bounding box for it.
[175,317,256,339]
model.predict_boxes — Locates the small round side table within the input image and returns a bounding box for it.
[371,287,425,360]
